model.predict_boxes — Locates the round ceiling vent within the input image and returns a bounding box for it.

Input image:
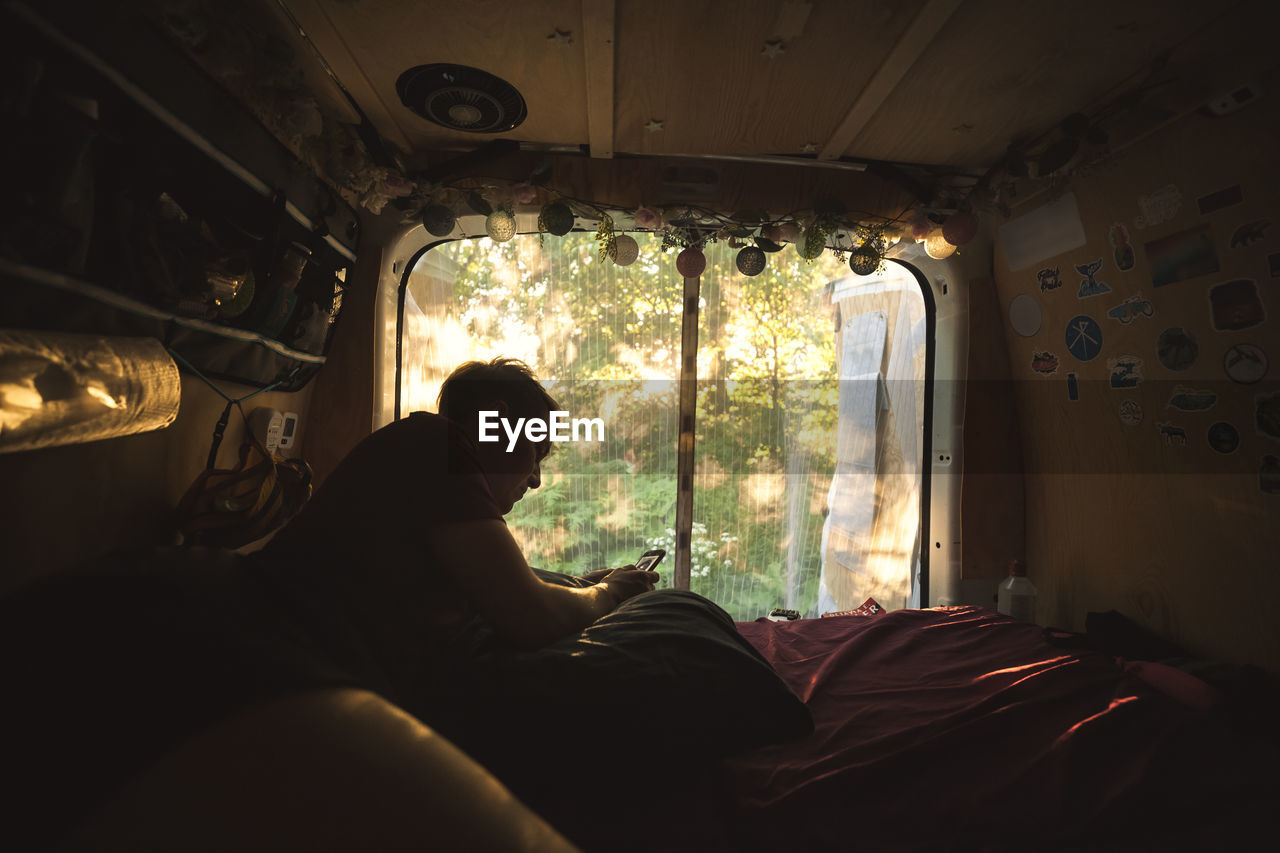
[395,64,527,133]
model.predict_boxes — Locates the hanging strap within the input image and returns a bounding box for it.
[167,346,295,466]
[168,347,311,548]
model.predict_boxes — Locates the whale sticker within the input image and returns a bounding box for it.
[1108,355,1144,389]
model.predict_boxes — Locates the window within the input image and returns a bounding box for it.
[391,228,930,619]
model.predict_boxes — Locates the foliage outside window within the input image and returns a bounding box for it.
[402,231,923,619]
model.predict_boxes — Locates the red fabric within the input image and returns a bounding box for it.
[727,606,1265,851]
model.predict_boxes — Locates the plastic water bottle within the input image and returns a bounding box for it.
[997,559,1037,622]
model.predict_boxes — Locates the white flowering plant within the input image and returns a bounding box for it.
[645,522,737,583]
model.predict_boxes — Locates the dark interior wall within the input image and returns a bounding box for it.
[0,202,387,593]
[296,213,397,489]
[0,378,313,593]
[991,78,1280,671]
[960,274,1025,589]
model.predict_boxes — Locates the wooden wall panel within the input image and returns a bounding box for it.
[960,275,1024,584]
[991,70,1280,671]
[0,378,312,592]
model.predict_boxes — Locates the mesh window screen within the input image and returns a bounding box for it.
[400,233,926,619]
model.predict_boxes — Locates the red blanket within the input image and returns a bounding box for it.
[728,606,1273,851]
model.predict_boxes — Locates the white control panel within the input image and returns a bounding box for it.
[249,407,299,455]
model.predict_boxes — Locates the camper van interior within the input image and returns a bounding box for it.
[2,0,1278,850]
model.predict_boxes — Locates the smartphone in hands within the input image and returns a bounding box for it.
[633,548,665,573]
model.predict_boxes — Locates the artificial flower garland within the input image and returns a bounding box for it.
[403,177,981,278]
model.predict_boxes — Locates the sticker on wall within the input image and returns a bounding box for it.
[1136,184,1183,229]
[1269,252,1280,278]
[1196,184,1242,216]
[1157,422,1189,446]
[1118,399,1143,426]
[1032,351,1060,375]
[1108,355,1144,389]
[1157,327,1199,372]
[1109,223,1135,270]
[998,192,1088,271]
[1106,293,1154,324]
[1224,343,1268,384]
[1037,266,1062,292]
[1229,219,1270,248]
[1261,456,1280,495]
[1067,373,1079,401]
[1207,422,1239,455]
[1209,279,1266,331]
[1167,386,1218,412]
[1257,391,1280,441]
[1065,315,1103,361]
[1144,225,1221,288]
[1075,258,1111,298]
[1009,293,1043,337]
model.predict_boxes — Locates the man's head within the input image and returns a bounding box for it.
[437,358,559,513]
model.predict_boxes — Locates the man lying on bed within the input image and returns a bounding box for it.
[255,356,811,847]
[3,357,808,851]
[4,358,623,851]
[257,356,659,694]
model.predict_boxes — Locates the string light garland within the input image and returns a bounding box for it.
[397,170,987,277]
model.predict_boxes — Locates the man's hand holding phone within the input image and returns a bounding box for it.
[585,549,665,603]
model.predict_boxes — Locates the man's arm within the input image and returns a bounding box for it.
[432,519,655,649]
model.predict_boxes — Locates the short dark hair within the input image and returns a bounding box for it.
[437,358,559,451]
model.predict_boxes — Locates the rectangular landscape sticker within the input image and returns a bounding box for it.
[1144,224,1221,288]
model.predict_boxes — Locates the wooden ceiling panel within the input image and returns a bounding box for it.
[312,0,591,151]
[289,0,1266,178]
[846,0,1238,167]
[612,0,931,157]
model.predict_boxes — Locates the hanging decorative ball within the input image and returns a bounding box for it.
[736,245,766,276]
[541,201,575,236]
[924,229,958,259]
[942,212,979,246]
[485,209,517,242]
[422,204,456,237]
[676,247,706,278]
[612,234,639,266]
[849,244,881,276]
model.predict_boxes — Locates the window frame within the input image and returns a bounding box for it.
[377,219,944,611]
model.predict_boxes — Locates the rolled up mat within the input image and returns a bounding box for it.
[0,329,180,453]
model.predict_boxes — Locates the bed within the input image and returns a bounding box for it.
[446,587,1279,852]
[4,556,1275,852]
[721,606,1278,852]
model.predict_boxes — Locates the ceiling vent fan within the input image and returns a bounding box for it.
[395,64,527,133]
